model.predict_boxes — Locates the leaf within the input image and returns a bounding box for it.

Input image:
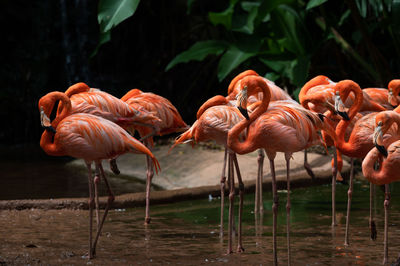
[233,3,258,34]
[208,0,239,30]
[98,0,140,32]
[217,46,256,81]
[90,31,111,57]
[306,0,328,10]
[187,0,196,14]
[165,40,228,71]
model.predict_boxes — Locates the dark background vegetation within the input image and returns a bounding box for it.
[2,0,400,148]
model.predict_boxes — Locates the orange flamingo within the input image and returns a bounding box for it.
[39,91,160,259]
[56,82,161,224]
[171,104,249,254]
[227,75,334,265]
[121,88,188,224]
[332,80,400,246]
[362,111,400,264]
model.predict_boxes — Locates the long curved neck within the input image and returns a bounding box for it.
[65,82,90,97]
[363,149,387,185]
[121,88,142,102]
[227,70,258,95]
[52,92,72,127]
[299,75,330,104]
[40,92,71,156]
[196,95,229,119]
[383,112,400,135]
[227,78,271,154]
[336,83,363,153]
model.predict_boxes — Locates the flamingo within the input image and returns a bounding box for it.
[227,75,335,265]
[39,91,160,259]
[55,82,161,225]
[332,80,399,246]
[362,111,400,264]
[171,104,249,254]
[120,88,188,224]
[299,75,390,227]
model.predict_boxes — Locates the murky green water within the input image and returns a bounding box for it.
[1,180,399,265]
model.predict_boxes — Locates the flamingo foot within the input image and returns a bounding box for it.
[370,220,377,240]
[237,245,245,253]
[144,217,151,225]
[226,249,233,255]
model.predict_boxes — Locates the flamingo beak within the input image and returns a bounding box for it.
[324,101,337,115]
[236,85,249,120]
[40,106,57,134]
[237,106,249,120]
[388,89,397,107]
[334,93,349,120]
[373,124,387,157]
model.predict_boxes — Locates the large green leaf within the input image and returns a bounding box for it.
[306,0,328,10]
[90,31,111,58]
[232,2,259,34]
[165,40,228,71]
[208,0,239,30]
[98,0,140,32]
[217,46,256,81]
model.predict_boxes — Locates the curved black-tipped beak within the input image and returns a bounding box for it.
[337,111,350,121]
[318,113,325,121]
[237,106,249,120]
[375,144,388,158]
[44,125,57,134]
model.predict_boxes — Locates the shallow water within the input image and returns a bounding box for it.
[1,180,399,265]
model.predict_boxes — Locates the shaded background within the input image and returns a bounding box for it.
[2,0,400,147]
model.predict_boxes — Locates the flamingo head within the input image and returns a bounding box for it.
[373,120,387,157]
[38,93,57,133]
[334,90,350,121]
[388,79,400,107]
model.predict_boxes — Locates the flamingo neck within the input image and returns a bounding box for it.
[298,75,330,104]
[227,70,258,95]
[121,88,142,102]
[65,82,90,97]
[196,95,229,119]
[336,83,363,153]
[52,92,72,127]
[363,149,387,185]
[227,77,271,154]
[40,130,64,156]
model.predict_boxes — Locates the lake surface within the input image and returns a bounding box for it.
[1,180,399,265]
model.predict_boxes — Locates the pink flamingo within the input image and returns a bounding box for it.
[362,110,400,264]
[332,80,399,246]
[121,88,188,224]
[171,104,249,254]
[39,91,160,259]
[227,75,334,265]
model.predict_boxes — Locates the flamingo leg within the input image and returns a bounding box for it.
[220,148,228,238]
[94,165,101,231]
[109,158,120,175]
[92,163,115,256]
[86,163,94,259]
[331,148,338,227]
[144,140,154,225]
[344,158,354,246]
[370,183,377,240]
[269,156,279,266]
[256,149,265,213]
[227,153,235,254]
[383,184,390,265]
[303,149,315,180]
[233,153,244,252]
[285,154,291,265]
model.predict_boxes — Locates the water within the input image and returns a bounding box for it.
[0,180,399,265]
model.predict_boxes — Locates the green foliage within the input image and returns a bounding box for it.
[93,0,140,56]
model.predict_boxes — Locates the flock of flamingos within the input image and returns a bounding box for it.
[38,69,400,264]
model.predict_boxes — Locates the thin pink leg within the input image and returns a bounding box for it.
[344,158,354,246]
[94,165,101,231]
[227,153,235,254]
[85,163,94,259]
[370,183,377,240]
[233,154,244,252]
[220,148,228,238]
[269,157,278,266]
[331,148,338,227]
[144,140,154,225]
[285,154,291,265]
[92,163,115,256]
[257,149,265,213]
[383,184,390,265]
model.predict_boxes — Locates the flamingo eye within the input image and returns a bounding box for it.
[378,121,383,126]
